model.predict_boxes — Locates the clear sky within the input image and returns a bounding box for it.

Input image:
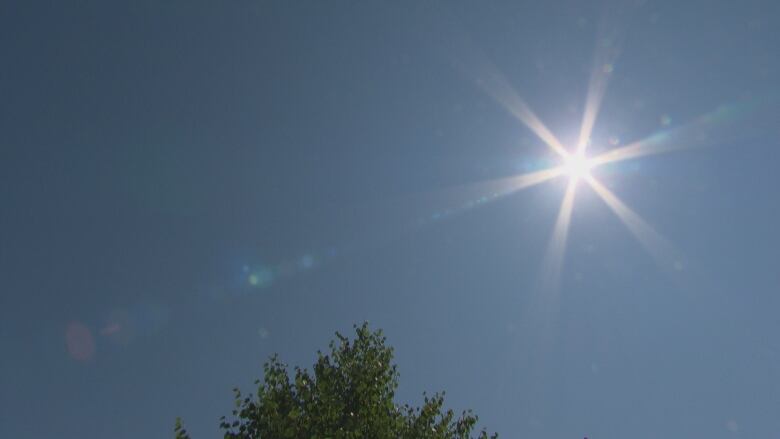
[2,1,780,438]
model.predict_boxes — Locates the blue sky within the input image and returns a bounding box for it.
[2,1,780,437]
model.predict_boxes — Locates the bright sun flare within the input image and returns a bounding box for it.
[562,152,593,180]
[452,34,718,292]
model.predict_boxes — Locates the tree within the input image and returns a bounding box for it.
[175,323,497,439]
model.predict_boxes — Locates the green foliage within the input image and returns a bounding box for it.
[176,323,496,439]
[174,417,189,439]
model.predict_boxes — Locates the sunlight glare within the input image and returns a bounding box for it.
[563,152,594,181]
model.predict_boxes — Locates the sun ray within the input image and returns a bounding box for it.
[451,40,569,158]
[539,179,578,293]
[576,68,608,155]
[503,166,566,193]
[576,5,626,155]
[474,70,569,158]
[585,176,683,271]
[576,50,619,154]
[410,166,565,227]
[591,100,763,167]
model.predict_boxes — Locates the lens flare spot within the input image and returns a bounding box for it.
[248,268,274,288]
[99,323,121,336]
[65,321,95,362]
[258,327,271,339]
[300,254,315,269]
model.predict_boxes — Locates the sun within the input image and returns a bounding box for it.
[562,151,593,181]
